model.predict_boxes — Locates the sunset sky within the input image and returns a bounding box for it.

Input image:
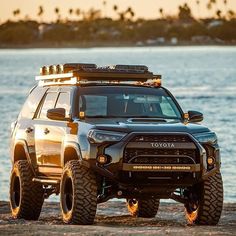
[0,0,236,22]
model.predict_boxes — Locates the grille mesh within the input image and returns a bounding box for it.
[123,134,197,164]
[130,135,191,142]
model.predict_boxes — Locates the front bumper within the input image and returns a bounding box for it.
[83,132,220,185]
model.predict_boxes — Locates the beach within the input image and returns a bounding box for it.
[0,200,236,235]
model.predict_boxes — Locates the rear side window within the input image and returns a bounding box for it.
[55,92,70,117]
[20,86,47,119]
[38,93,58,119]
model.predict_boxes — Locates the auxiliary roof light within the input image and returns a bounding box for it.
[57,64,64,74]
[154,78,162,86]
[49,65,57,74]
[40,65,50,75]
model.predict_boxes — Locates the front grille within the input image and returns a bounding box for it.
[123,134,198,165]
[124,149,196,164]
[131,135,191,142]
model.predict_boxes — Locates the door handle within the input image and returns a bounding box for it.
[44,128,50,135]
[25,127,34,133]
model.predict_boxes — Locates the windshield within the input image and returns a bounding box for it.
[78,86,182,119]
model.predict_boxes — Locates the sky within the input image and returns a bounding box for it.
[0,0,236,22]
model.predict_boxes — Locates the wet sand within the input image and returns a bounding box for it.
[0,200,236,235]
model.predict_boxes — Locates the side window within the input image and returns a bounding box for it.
[55,92,70,117]
[20,86,47,119]
[38,93,58,119]
[160,96,177,117]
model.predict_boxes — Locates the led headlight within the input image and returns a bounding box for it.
[193,132,217,144]
[87,129,127,144]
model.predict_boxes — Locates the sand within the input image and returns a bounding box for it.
[0,200,236,235]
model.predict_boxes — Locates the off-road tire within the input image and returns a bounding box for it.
[60,160,97,225]
[126,198,160,218]
[185,170,223,225]
[9,160,44,220]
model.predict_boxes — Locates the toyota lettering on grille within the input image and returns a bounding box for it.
[150,142,175,148]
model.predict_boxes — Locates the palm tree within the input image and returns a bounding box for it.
[75,9,80,16]
[130,10,135,20]
[13,10,17,17]
[227,9,235,20]
[159,8,164,19]
[37,6,44,22]
[125,7,135,21]
[68,8,73,21]
[207,1,212,11]
[207,0,216,18]
[113,5,118,19]
[216,9,222,18]
[13,9,20,20]
[119,12,125,21]
[113,5,118,12]
[55,7,60,22]
[69,8,73,15]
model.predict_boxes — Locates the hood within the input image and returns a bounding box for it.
[90,118,210,135]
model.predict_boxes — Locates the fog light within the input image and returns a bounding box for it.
[97,155,108,164]
[207,156,215,165]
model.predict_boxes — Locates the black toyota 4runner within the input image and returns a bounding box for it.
[10,63,223,225]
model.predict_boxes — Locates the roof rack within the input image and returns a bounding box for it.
[35,63,162,87]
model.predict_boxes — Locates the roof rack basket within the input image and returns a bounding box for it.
[35,63,162,87]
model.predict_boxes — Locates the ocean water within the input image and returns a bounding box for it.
[0,46,235,202]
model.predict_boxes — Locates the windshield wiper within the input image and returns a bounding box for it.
[127,117,167,122]
[85,115,118,118]
[125,116,180,120]
[85,115,180,120]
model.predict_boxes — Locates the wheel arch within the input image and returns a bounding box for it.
[12,140,30,164]
[62,142,82,167]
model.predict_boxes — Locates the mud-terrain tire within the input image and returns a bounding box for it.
[60,160,97,225]
[9,160,44,220]
[126,198,160,218]
[185,170,223,225]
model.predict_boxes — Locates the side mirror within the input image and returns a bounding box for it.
[47,108,66,121]
[188,110,203,122]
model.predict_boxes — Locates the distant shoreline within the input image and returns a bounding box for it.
[1,42,236,49]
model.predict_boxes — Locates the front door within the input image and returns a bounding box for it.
[34,91,71,176]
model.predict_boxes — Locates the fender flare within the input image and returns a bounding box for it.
[61,141,83,167]
[12,139,36,175]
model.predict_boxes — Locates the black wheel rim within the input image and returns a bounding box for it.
[62,176,73,213]
[11,173,21,208]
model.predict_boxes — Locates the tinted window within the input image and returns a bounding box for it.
[79,86,181,119]
[20,86,47,119]
[39,93,58,119]
[79,95,107,116]
[160,97,178,117]
[55,92,70,117]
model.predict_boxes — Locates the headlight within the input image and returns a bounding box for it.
[193,132,217,144]
[87,129,127,144]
